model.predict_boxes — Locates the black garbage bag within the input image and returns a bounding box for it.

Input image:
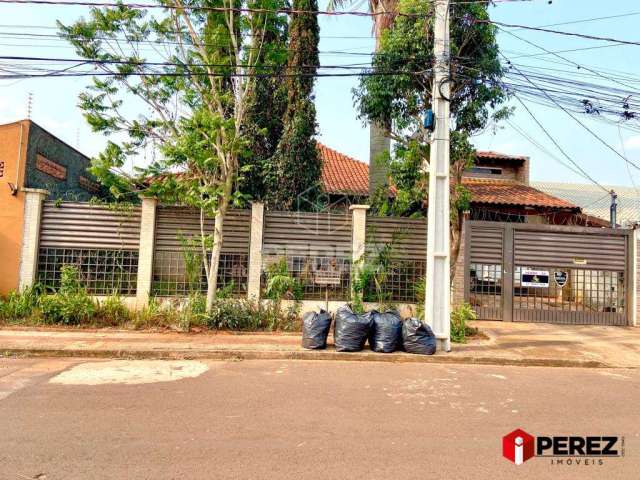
[402,318,437,355]
[369,310,403,353]
[301,309,332,349]
[334,305,373,352]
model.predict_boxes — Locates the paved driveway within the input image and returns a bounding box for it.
[460,320,640,368]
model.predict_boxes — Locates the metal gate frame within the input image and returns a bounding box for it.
[464,221,634,326]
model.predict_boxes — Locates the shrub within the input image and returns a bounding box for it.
[178,293,207,331]
[39,292,95,325]
[205,298,300,332]
[451,303,477,344]
[38,265,95,325]
[207,298,265,331]
[0,284,43,321]
[133,298,169,329]
[96,295,131,326]
[264,258,303,302]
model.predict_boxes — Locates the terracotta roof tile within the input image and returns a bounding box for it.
[318,143,369,196]
[462,178,577,209]
[318,146,576,210]
[476,151,528,162]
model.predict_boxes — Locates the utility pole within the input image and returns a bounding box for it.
[610,190,618,228]
[425,0,451,352]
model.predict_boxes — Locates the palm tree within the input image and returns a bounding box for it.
[328,0,398,196]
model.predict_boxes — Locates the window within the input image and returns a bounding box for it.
[468,166,503,175]
[0,161,4,178]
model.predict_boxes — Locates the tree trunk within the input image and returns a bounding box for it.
[449,210,464,286]
[205,176,233,312]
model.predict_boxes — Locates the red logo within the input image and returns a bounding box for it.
[503,429,535,465]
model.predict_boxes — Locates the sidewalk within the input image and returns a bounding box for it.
[1,321,639,368]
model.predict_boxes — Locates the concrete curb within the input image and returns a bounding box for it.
[0,347,614,369]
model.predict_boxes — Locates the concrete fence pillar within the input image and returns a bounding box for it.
[18,188,48,291]
[350,205,370,263]
[135,197,157,309]
[350,205,370,300]
[247,202,264,301]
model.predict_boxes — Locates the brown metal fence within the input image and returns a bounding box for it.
[365,216,427,302]
[37,201,141,294]
[262,211,352,300]
[152,206,250,296]
[465,221,631,326]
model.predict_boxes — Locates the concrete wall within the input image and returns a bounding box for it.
[0,121,29,295]
[24,122,102,201]
[465,156,530,185]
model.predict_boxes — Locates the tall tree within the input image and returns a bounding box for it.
[328,0,398,195]
[263,0,321,210]
[354,0,510,282]
[60,0,286,309]
[239,8,289,201]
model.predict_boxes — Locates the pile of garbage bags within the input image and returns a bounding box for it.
[301,305,436,355]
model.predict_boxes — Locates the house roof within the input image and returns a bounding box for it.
[318,143,369,196]
[317,145,576,210]
[533,181,640,225]
[475,151,528,162]
[464,178,576,209]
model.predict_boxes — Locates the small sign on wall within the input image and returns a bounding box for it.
[554,271,568,288]
[521,269,550,288]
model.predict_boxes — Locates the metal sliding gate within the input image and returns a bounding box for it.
[465,221,631,326]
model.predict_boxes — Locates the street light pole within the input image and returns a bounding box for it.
[425,0,451,352]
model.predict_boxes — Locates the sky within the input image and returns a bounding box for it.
[1,0,640,189]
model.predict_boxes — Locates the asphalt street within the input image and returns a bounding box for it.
[0,358,638,479]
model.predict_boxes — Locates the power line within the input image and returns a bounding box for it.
[618,125,640,197]
[478,19,640,47]
[513,10,640,30]
[0,54,381,69]
[507,88,609,193]
[497,26,640,91]
[503,53,640,177]
[0,0,424,17]
[506,119,586,179]
[0,68,426,79]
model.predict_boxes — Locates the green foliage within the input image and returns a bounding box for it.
[239,7,289,201]
[205,298,298,332]
[0,285,44,321]
[59,1,290,303]
[264,0,321,210]
[178,293,208,331]
[133,297,175,329]
[450,303,478,344]
[354,0,510,218]
[206,298,265,330]
[351,228,404,309]
[264,258,304,302]
[39,293,96,326]
[96,295,131,326]
[178,233,209,293]
[38,265,96,325]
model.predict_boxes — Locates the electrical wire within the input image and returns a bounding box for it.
[502,52,640,176]
[507,88,609,193]
[0,0,425,17]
